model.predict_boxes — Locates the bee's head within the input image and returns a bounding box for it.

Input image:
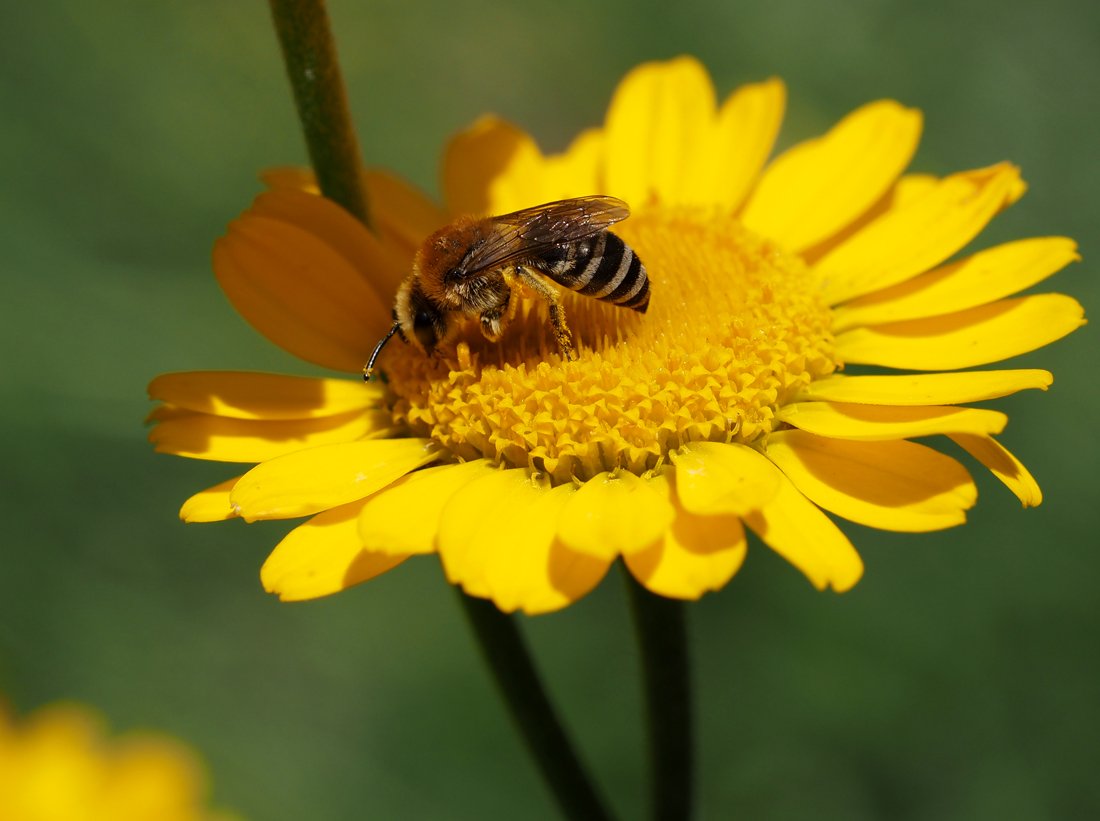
[394,278,452,357]
[364,276,455,381]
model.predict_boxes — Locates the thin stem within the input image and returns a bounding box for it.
[268,0,369,224]
[457,591,616,821]
[624,571,694,821]
[265,2,609,815]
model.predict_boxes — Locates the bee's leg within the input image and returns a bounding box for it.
[479,292,510,342]
[515,267,576,361]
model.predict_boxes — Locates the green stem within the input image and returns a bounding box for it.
[268,0,369,224]
[266,4,612,814]
[457,591,616,821]
[624,571,694,821]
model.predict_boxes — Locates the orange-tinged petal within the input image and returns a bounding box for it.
[671,441,781,516]
[248,188,406,299]
[798,370,1053,405]
[624,471,747,599]
[951,434,1042,508]
[363,168,448,253]
[442,116,545,216]
[149,408,394,463]
[259,165,442,272]
[817,163,1023,305]
[833,236,1080,331]
[359,460,497,555]
[765,429,976,532]
[438,469,610,615]
[145,403,192,424]
[557,471,673,559]
[741,100,922,252]
[604,56,718,207]
[230,438,438,521]
[776,401,1007,441]
[704,77,786,212]
[148,371,384,420]
[260,166,318,192]
[742,464,864,592]
[179,477,241,523]
[835,294,1086,370]
[213,215,391,373]
[261,499,409,602]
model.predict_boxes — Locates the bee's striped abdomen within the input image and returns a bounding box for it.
[537,231,649,313]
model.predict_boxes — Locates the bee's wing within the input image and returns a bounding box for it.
[459,196,630,276]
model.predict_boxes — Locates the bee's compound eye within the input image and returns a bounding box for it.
[414,311,438,354]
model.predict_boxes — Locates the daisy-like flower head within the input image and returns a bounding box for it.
[0,702,234,820]
[149,57,1084,614]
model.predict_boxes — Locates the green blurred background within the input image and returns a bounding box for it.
[2,1,1097,818]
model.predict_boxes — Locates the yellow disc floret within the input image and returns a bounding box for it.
[384,210,839,484]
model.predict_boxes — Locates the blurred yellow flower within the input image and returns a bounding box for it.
[149,57,1083,614]
[0,703,234,821]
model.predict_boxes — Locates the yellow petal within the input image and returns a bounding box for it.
[887,173,941,208]
[359,460,497,555]
[213,214,392,373]
[149,408,394,463]
[604,56,718,207]
[765,429,976,532]
[817,163,1023,305]
[179,477,241,523]
[148,371,384,420]
[557,471,673,559]
[741,465,864,592]
[800,172,942,263]
[705,78,786,212]
[624,471,747,599]
[438,469,610,615]
[670,441,781,516]
[741,100,922,252]
[363,168,448,254]
[833,236,1080,331]
[539,128,605,202]
[230,438,438,521]
[950,434,1042,508]
[835,294,1086,370]
[798,370,1053,406]
[776,401,1007,441]
[261,499,409,602]
[441,116,545,216]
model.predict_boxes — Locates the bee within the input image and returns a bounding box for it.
[364,195,649,379]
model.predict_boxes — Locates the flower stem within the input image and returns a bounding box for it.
[268,0,369,225]
[457,591,616,821]
[624,571,695,821]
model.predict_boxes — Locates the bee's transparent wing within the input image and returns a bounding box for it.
[457,196,630,277]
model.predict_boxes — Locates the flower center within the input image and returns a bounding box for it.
[383,209,838,484]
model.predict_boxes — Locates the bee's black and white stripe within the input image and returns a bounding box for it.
[536,232,649,313]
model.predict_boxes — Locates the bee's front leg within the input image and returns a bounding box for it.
[479,290,511,342]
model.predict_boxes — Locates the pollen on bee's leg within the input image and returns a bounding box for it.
[549,304,576,361]
[455,342,472,370]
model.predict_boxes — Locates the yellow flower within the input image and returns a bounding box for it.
[149,57,1084,614]
[0,702,235,821]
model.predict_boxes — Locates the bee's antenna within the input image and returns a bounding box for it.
[364,322,401,381]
